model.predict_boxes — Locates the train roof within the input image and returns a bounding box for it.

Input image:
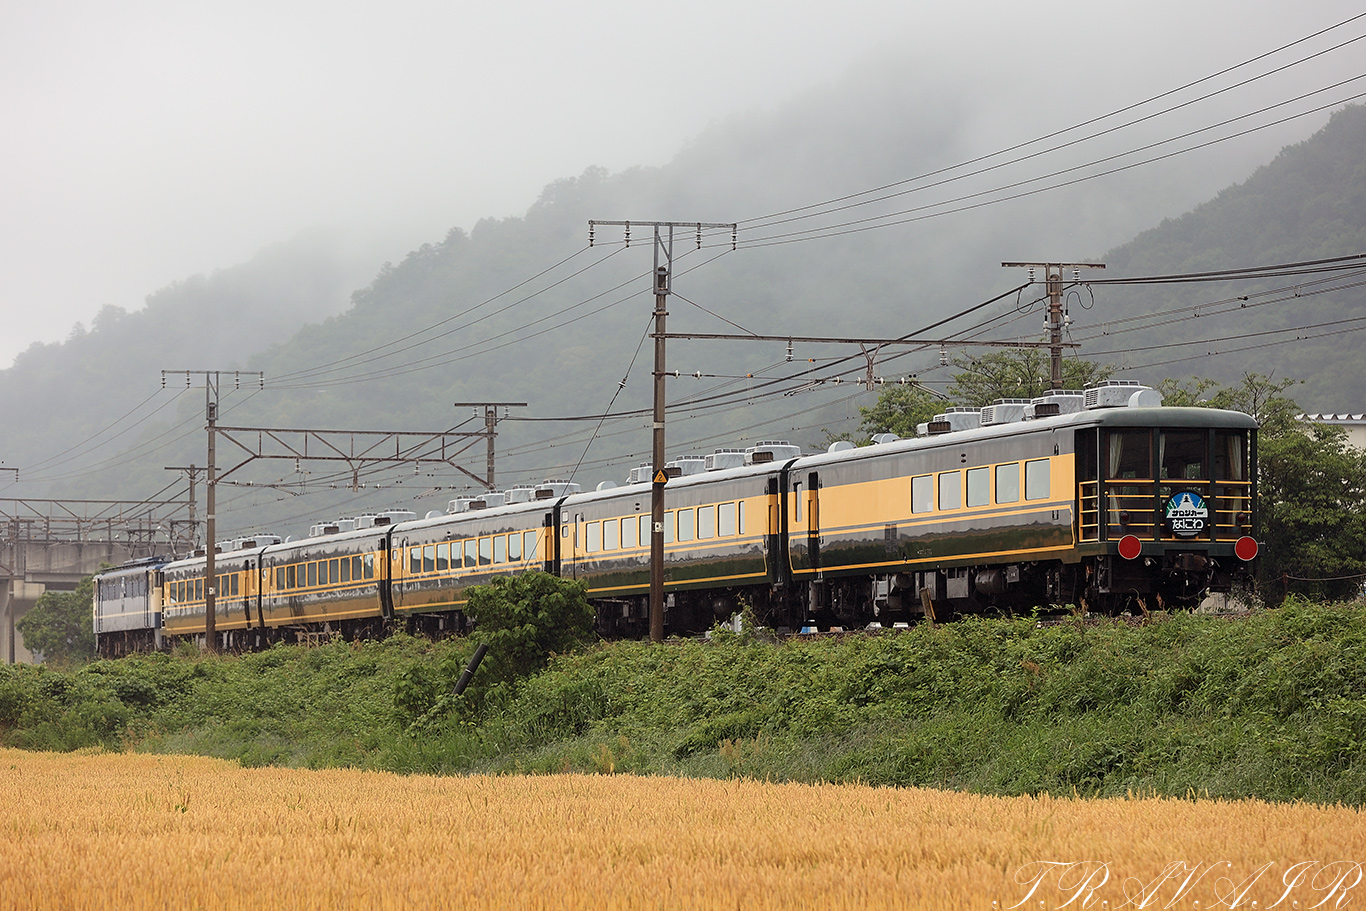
[93,557,170,578]
[791,405,1257,471]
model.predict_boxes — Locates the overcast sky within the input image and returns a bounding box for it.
[2,0,1362,368]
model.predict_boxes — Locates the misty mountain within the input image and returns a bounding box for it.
[0,228,365,494]
[1096,104,1366,405]
[2,56,1361,540]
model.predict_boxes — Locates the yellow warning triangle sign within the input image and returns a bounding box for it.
[653,469,670,484]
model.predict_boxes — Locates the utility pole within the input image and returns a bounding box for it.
[162,370,263,651]
[588,220,736,642]
[451,403,527,490]
[1002,262,1105,388]
[162,465,201,552]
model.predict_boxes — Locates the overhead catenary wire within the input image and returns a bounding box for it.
[733,12,1366,231]
[270,244,607,384]
[734,82,1366,249]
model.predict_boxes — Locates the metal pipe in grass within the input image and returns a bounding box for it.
[453,644,489,696]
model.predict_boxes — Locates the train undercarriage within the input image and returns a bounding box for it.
[590,552,1255,637]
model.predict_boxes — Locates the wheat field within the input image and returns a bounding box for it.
[0,747,1360,910]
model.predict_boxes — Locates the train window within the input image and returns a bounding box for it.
[422,546,435,573]
[362,554,375,580]
[308,563,318,587]
[996,463,1020,504]
[640,515,652,545]
[479,537,493,566]
[465,539,478,569]
[340,557,351,584]
[621,516,638,549]
[938,471,961,511]
[1025,459,1051,500]
[792,482,803,523]
[738,501,746,534]
[585,522,601,553]
[524,531,538,560]
[719,502,737,537]
[966,467,990,508]
[664,511,676,544]
[1107,429,1152,480]
[678,508,695,542]
[508,533,522,561]
[1161,430,1206,481]
[195,579,203,601]
[231,574,240,597]
[494,535,507,564]
[287,565,296,589]
[698,505,716,539]
[1215,431,1246,481]
[353,555,364,581]
[1077,430,1098,482]
[329,559,339,584]
[911,475,933,514]
[604,519,620,551]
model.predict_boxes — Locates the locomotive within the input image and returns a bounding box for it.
[94,381,1259,655]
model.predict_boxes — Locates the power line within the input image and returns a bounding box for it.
[735,12,1366,230]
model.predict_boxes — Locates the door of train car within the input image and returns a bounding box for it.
[787,471,822,574]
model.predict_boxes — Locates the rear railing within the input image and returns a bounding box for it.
[1078,479,1252,543]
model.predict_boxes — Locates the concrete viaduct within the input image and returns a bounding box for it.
[2,498,191,664]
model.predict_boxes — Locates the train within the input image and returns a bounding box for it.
[93,381,1260,656]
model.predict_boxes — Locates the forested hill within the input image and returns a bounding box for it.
[1,56,1360,536]
[1096,104,1366,405]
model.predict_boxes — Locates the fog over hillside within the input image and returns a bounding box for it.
[4,0,1360,367]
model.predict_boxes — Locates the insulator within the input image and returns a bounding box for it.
[939,347,949,367]
[1028,268,1035,283]
[786,340,793,362]
[1073,268,1081,281]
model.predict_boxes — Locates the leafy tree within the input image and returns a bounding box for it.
[1204,373,1304,438]
[852,384,943,438]
[466,571,596,685]
[1257,425,1366,603]
[947,351,1113,406]
[16,575,95,664]
[1154,376,1219,407]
